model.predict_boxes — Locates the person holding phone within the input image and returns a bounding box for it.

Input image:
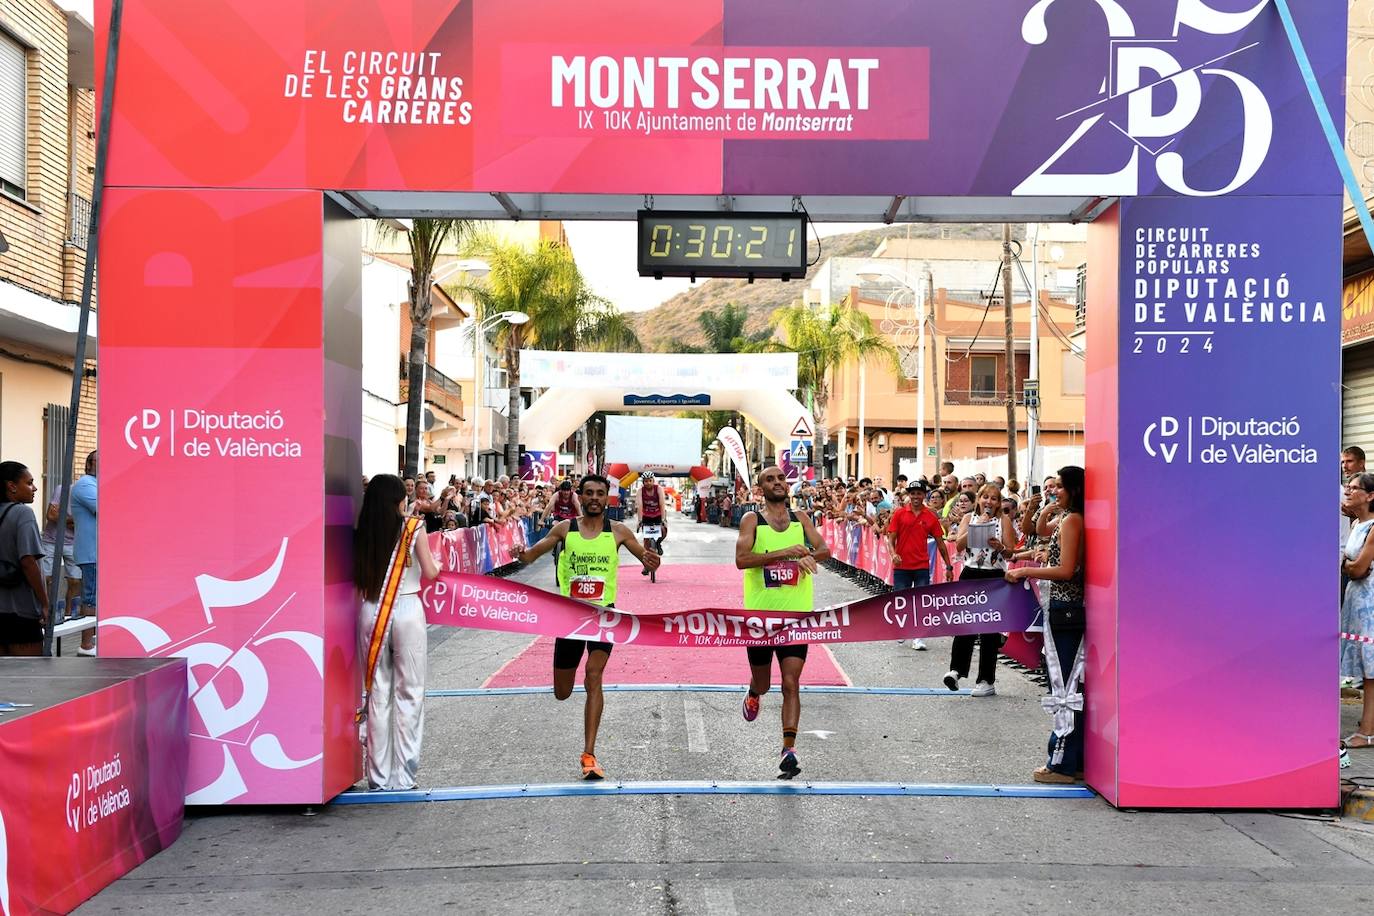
[943,483,1016,697]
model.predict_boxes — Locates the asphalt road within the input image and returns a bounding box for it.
[82,517,1374,915]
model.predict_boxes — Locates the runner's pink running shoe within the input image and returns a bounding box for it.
[741,692,760,722]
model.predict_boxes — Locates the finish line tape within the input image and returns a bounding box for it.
[333,781,1095,803]
[1344,632,1374,645]
[425,685,973,697]
[423,571,1039,647]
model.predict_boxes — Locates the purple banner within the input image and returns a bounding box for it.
[422,574,1040,647]
[723,0,1344,197]
[1112,194,1341,806]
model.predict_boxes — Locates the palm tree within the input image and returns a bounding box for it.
[698,302,770,353]
[454,235,640,474]
[769,300,897,472]
[378,218,474,477]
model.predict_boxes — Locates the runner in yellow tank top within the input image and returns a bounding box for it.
[516,474,660,780]
[735,465,831,779]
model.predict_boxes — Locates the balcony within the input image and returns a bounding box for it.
[944,386,1024,407]
[399,359,465,422]
[1074,264,1087,330]
[67,193,92,250]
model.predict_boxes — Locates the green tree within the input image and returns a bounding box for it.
[768,300,897,471]
[454,235,640,474]
[698,301,771,353]
[379,218,474,478]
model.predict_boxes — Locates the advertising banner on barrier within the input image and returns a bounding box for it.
[427,521,531,576]
[0,660,188,914]
[422,572,1037,647]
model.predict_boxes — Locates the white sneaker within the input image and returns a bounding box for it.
[910,639,928,651]
[971,681,996,697]
[942,670,960,691]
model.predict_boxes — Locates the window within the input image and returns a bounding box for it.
[1062,350,1085,396]
[971,355,997,398]
[0,31,25,198]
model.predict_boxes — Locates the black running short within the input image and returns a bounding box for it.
[746,644,809,667]
[0,612,42,647]
[553,637,614,669]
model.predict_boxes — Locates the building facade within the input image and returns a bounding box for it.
[1343,3,1374,455]
[366,218,568,482]
[0,0,96,510]
[817,234,1086,484]
[358,245,470,480]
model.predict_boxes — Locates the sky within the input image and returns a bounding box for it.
[564,221,880,313]
[55,0,93,21]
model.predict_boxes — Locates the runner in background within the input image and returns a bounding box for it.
[548,479,581,586]
[637,471,668,576]
[515,474,660,780]
[736,465,831,779]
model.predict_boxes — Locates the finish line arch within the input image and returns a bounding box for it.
[95,0,1347,812]
[517,350,813,456]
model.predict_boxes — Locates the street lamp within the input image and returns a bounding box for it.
[859,267,933,480]
[471,310,529,479]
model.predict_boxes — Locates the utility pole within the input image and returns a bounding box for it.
[1002,224,1018,483]
[926,266,942,480]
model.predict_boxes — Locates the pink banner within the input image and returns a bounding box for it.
[422,572,1039,647]
[0,661,187,913]
[426,520,530,575]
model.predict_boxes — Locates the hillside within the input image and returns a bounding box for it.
[631,223,1015,351]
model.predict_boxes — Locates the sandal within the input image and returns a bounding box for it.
[1342,733,1374,749]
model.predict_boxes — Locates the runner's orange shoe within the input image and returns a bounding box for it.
[580,753,605,780]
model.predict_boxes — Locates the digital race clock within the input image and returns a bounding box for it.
[636,211,808,280]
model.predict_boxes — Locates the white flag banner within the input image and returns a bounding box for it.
[716,427,750,489]
[519,350,797,390]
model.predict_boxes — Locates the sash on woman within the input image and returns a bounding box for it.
[357,516,423,733]
[1041,613,1086,766]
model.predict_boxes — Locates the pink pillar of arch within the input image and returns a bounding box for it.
[98,189,363,804]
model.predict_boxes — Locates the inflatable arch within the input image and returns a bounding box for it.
[521,387,813,456]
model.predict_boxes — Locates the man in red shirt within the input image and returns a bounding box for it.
[886,479,954,650]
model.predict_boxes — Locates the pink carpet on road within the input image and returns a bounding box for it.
[482,563,851,688]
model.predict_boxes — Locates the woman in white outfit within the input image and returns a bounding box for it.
[355,474,440,790]
[1341,472,1374,749]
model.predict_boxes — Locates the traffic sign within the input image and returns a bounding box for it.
[789,439,810,465]
[791,417,812,438]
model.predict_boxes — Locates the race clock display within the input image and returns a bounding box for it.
[637,211,808,280]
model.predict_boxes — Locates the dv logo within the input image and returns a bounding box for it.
[123,409,164,456]
[1019,0,1272,197]
[65,772,82,833]
[1143,416,1183,463]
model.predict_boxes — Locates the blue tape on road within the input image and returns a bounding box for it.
[426,685,973,697]
[1272,0,1374,248]
[332,781,1095,804]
